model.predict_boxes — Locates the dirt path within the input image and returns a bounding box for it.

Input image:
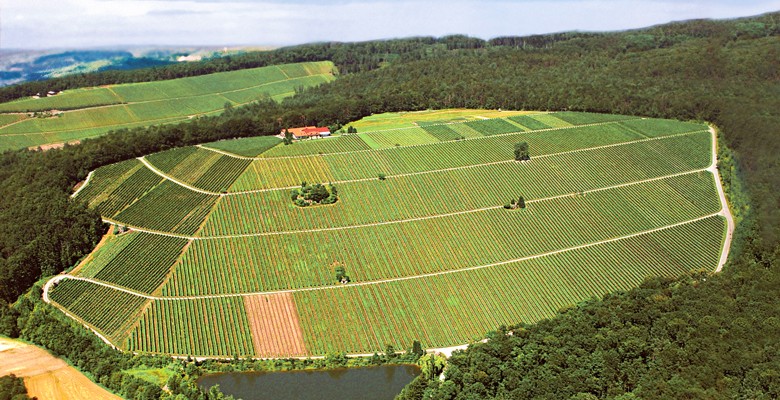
[44,213,720,304]
[138,156,223,196]
[145,128,706,199]
[708,126,734,271]
[195,144,256,160]
[104,167,710,241]
[70,169,94,198]
[0,337,120,400]
[198,119,642,161]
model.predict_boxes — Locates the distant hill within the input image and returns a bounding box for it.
[0,47,267,87]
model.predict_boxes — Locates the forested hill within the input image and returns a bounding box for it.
[1,12,777,104]
[0,11,778,400]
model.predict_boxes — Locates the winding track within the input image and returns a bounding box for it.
[47,121,734,357]
[99,167,713,241]
[44,213,721,302]
[138,125,707,198]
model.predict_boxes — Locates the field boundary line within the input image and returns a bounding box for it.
[44,214,721,302]
[195,144,256,160]
[138,156,224,197]
[70,170,94,198]
[105,168,711,239]
[206,119,642,161]
[213,129,708,196]
[42,276,119,350]
[102,217,195,240]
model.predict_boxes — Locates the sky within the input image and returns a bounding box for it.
[2,0,779,49]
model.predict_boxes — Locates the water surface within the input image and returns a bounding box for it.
[199,364,420,400]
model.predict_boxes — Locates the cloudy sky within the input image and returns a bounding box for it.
[3,0,778,49]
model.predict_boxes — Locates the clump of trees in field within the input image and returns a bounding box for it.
[504,196,526,210]
[291,182,338,207]
[514,142,530,161]
[334,263,351,284]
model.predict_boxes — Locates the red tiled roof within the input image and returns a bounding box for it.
[284,126,330,137]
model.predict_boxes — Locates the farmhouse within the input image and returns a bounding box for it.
[284,126,331,140]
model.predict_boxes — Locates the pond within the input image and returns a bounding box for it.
[198,364,421,400]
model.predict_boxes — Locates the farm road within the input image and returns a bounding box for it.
[100,167,712,241]
[44,212,721,303]
[138,126,708,199]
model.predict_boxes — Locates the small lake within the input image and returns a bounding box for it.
[198,364,421,400]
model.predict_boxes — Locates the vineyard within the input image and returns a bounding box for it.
[50,111,729,357]
[0,61,335,151]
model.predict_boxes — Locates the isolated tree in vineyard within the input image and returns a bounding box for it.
[515,141,530,161]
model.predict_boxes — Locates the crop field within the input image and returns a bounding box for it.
[51,111,729,357]
[203,136,282,157]
[0,61,335,151]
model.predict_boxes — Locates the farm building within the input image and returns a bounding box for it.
[284,126,331,139]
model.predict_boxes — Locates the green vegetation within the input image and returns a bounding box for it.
[290,182,338,207]
[124,367,175,387]
[295,217,723,354]
[0,61,335,151]
[0,12,777,399]
[202,136,281,157]
[165,172,720,296]
[127,296,254,357]
[514,141,529,161]
[0,374,32,400]
[53,112,724,359]
[88,233,188,293]
[145,147,251,193]
[49,279,149,342]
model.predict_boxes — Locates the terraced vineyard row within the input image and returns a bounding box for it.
[295,216,725,353]
[90,232,188,294]
[464,118,526,135]
[126,297,255,356]
[359,127,441,149]
[138,117,706,194]
[261,134,372,157]
[51,111,726,358]
[163,172,720,296]
[0,62,335,151]
[54,214,723,357]
[203,136,281,158]
[76,160,164,217]
[145,147,251,192]
[227,121,662,191]
[49,279,149,342]
[113,181,217,235]
[202,131,711,235]
[216,112,639,161]
[74,232,141,278]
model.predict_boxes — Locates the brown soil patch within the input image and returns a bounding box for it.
[0,337,120,400]
[244,293,308,357]
[29,139,81,152]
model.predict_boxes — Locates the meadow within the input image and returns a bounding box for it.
[48,111,727,357]
[0,61,335,151]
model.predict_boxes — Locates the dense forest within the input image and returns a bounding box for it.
[0,11,778,399]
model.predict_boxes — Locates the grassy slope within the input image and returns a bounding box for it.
[0,61,335,151]
[58,112,726,356]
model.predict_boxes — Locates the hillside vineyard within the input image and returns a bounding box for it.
[0,61,335,151]
[47,111,728,357]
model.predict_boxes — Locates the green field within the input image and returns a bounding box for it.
[0,61,335,151]
[50,111,727,357]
